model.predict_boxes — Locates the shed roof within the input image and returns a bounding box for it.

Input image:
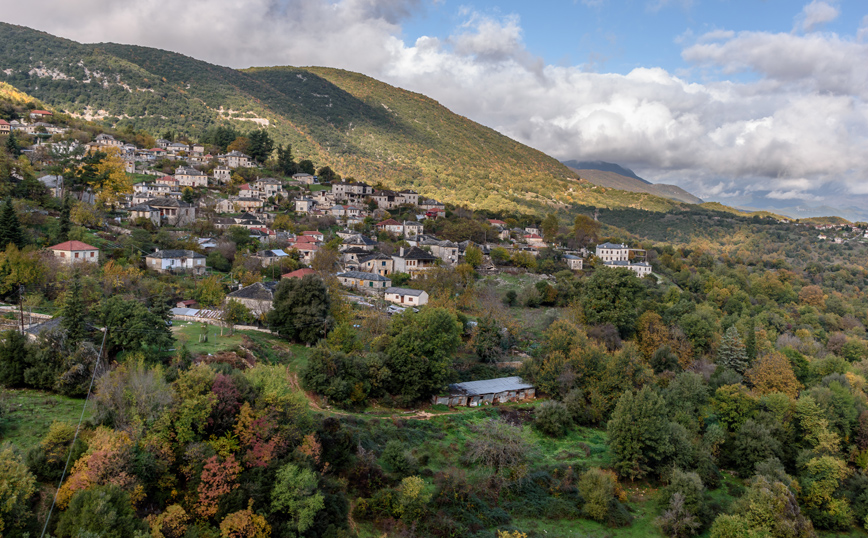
[449,376,534,396]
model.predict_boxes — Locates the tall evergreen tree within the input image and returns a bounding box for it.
[276,144,297,176]
[745,319,757,364]
[0,199,24,249]
[58,195,72,242]
[717,325,749,374]
[60,272,88,347]
[5,131,20,157]
[247,130,274,164]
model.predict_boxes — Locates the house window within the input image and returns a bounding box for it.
[90,252,94,258]
[75,252,79,258]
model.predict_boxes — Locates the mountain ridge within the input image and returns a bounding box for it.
[0,22,694,216]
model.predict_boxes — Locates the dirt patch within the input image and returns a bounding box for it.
[497,406,534,426]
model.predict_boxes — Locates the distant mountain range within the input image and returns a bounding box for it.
[561,160,703,205]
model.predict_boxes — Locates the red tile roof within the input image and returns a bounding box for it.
[282,268,316,279]
[30,110,52,115]
[49,240,98,251]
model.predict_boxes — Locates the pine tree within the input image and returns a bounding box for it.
[0,199,25,249]
[717,325,748,374]
[58,196,72,242]
[60,272,88,347]
[5,131,20,157]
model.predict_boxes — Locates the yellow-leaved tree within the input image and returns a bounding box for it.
[95,147,132,208]
[746,351,802,398]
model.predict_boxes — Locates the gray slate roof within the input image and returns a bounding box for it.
[597,242,628,249]
[147,249,205,259]
[449,376,534,396]
[385,287,424,296]
[337,271,392,281]
[398,246,437,261]
[227,282,277,301]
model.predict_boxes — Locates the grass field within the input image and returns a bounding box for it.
[172,322,312,372]
[0,388,91,451]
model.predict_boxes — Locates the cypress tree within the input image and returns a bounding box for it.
[5,131,20,157]
[60,272,87,347]
[0,199,24,249]
[58,195,72,242]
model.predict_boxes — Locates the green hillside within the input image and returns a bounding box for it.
[0,22,690,215]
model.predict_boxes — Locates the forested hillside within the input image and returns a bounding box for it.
[0,22,694,216]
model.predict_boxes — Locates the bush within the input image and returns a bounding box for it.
[578,468,619,523]
[381,439,419,477]
[534,401,572,437]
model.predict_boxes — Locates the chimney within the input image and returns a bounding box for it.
[399,247,405,257]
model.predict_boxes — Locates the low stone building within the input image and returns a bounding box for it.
[432,377,535,407]
[145,249,206,275]
[384,287,428,306]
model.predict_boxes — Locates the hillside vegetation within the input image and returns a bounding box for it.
[0,22,691,216]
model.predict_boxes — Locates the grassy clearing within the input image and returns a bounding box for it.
[309,184,331,192]
[1,388,91,451]
[172,322,312,372]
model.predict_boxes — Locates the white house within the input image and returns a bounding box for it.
[145,249,206,275]
[603,259,652,277]
[384,287,428,306]
[564,254,583,271]
[175,166,208,187]
[595,242,630,262]
[49,240,99,264]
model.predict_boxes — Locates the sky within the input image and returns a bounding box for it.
[3,0,868,214]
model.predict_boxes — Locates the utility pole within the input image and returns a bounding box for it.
[18,284,24,335]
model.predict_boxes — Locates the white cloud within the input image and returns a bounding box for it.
[2,1,868,209]
[796,1,840,32]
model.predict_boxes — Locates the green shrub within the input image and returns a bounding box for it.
[534,400,572,437]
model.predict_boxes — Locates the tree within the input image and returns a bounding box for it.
[709,476,814,538]
[0,446,36,536]
[223,299,252,335]
[60,271,88,347]
[95,147,132,208]
[220,502,271,538]
[58,195,72,242]
[582,267,645,337]
[490,246,510,265]
[745,318,757,363]
[607,386,672,480]
[197,454,242,518]
[541,213,559,243]
[0,329,30,387]
[55,485,147,538]
[385,307,462,402]
[474,315,505,362]
[460,245,482,270]
[268,274,332,344]
[0,198,24,249]
[745,352,801,398]
[534,400,572,437]
[100,296,173,356]
[578,467,619,522]
[5,130,20,157]
[195,275,227,307]
[275,143,297,175]
[717,326,749,374]
[271,463,325,534]
[573,214,600,246]
[298,159,315,175]
[316,165,338,182]
[247,130,274,164]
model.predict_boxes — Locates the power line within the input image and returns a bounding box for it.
[40,327,109,538]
